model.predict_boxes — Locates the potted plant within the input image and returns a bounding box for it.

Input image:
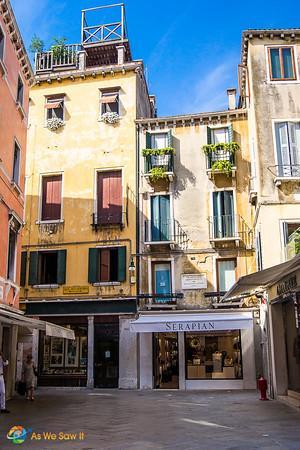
[101,112,120,124]
[46,118,64,131]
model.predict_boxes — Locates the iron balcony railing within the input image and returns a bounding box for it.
[207,149,235,170]
[144,218,188,248]
[91,212,126,230]
[35,44,81,73]
[208,214,253,248]
[268,165,300,178]
[138,293,184,309]
[144,154,174,174]
[204,291,227,304]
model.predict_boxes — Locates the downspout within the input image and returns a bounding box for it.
[136,124,140,299]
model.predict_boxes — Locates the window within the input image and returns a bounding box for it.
[217,259,236,292]
[0,26,4,61]
[207,125,233,144]
[45,96,64,121]
[28,250,67,285]
[151,133,168,149]
[256,231,263,271]
[7,215,22,282]
[150,195,172,241]
[153,262,172,303]
[12,141,21,185]
[268,47,296,81]
[96,170,122,225]
[7,228,17,281]
[17,75,24,106]
[275,122,300,177]
[283,222,300,260]
[41,326,87,376]
[185,331,242,380]
[41,174,62,221]
[212,190,235,238]
[88,246,126,284]
[100,90,119,115]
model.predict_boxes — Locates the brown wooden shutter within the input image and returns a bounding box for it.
[97,171,122,224]
[42,175,62,221]
[100,249,110,282]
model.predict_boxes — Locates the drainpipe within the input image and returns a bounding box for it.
[136,124,140,299]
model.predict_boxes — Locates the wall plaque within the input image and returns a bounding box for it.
[63,286,89,295]
[181,274,207,290]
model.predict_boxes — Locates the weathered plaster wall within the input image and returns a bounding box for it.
[22,71,143,299]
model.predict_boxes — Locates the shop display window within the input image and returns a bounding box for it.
[185,331,242,380]
[41,325,87,375]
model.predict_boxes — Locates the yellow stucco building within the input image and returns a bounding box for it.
[20,5,152,388]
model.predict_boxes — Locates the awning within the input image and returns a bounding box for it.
[0,305,75,340]
[222,254,300,302]
[45,101,62,109]
[100,94,118,103]
[130,312,253,333]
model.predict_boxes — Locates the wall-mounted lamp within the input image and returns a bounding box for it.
[129,256,135,272]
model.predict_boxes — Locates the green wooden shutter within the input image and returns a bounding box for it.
[145,132,152,149]
[20,251,27,287]
[167,130,173,147]
[88,248,99,284]
[207,126,212,144]
[117,246,126,282]
[28,251,39,285]
[57,250,67,285]
[228,124,234,142]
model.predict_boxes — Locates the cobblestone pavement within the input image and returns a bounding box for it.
[0,389,300,449]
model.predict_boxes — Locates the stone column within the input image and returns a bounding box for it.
[116,45,126,65]
[241,324,257,389]
[268,303,288,396]
[119,316,138,389]
[139,333,153,389]
[178,332,186,390]
[78,50,87,71]
[7,325,18,398]
[87,316,94,388]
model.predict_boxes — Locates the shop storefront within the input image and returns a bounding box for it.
[268,268,300,398]
[24,298,138,389]
[221,254,300,401]
[131,310,257,390]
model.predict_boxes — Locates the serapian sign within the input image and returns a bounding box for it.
[166,321,215,332]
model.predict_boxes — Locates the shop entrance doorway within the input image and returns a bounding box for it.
[94,323,119,388]
[153,332,179,389]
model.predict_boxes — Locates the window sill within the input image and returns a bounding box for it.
[0,59,7,77]
[93,282,121,287]
[36,219,64,225]
[267,79,299,85]
[16,101,26,119]
[32,284,59,289]
[10,180,23,196]
[274,176,300,187]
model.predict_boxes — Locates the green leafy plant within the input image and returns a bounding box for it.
[202,142,240,155]
[211,160,234,177]
[51,37,68,60]
[142,147,175,157]
[29,35,44,54]
[148,167,168,182]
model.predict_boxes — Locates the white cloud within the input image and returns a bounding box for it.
[180,55,238,114]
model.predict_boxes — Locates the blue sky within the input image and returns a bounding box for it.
[11,0,300,116]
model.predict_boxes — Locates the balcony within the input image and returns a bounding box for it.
[138,293,184,310]
[208,214,253,249]
[144,153,174,182]
[35,44,81,74]
[91,212,126,231]
[204,144,238,179]
[268,165,300,187]
[144,219,188,249]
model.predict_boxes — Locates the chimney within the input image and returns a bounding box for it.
[116,45,126,65]
[227,88,236,110]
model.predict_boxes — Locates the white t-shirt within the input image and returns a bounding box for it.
[0,357,8,375]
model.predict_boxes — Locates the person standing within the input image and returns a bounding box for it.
[0,351,9,413]
[22,355,37,401]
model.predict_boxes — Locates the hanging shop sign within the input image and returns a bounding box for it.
[63,286,89,295]
[181,274,207,290]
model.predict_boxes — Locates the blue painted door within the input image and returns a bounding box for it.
[213,191,234,238]
[151,195,171,241]
[154,263,171,303]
